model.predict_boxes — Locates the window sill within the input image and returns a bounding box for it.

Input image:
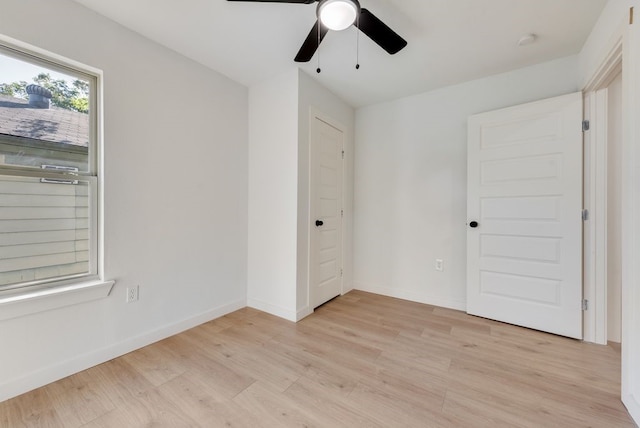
[0,280,115,322]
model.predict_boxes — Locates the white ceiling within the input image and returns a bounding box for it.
[73,0,608,107]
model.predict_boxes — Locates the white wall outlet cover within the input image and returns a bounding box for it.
[126,285,139,303]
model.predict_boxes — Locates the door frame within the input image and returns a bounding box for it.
[307,107,345,310]
[582,8,640,422]
[582,40,622,345]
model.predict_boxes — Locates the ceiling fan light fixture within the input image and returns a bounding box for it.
[318,0,359,31]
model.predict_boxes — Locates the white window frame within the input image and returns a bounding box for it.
[0,34,112,319]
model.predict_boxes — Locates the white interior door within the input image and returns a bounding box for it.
[467,92,583,339]
[310,114,343,309]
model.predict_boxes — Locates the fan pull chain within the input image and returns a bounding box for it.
[316,22,322,73]
[355,13,360,70]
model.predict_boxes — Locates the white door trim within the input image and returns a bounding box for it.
[582,31,624,345]
[308,107,345,310]
[584,38,624,93]
[583,88,610,345]
[582,8,640,424]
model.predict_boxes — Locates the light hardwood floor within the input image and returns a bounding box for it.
[0,290,635,427]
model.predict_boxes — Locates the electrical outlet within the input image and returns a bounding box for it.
[126,285,139,303]
[435,259,444,272]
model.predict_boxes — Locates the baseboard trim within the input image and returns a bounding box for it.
[0,298,246,403]
[296,306,313,321]
[353,281,466,311]
[623,392,640,425]
[342,280,354,295]
[247,298,296,322]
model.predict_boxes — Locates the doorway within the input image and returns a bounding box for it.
[583,44,623,345]
[309,111,344,309]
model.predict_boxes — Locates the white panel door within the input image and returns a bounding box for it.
[467,92,583,339]
[310,115,343,309]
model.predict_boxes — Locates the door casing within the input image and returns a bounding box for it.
[582,40,623,345]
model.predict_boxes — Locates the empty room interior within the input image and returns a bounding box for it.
[1,0,640,426]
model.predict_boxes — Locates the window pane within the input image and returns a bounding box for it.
[0,175,92,290]
[0,52,90,172]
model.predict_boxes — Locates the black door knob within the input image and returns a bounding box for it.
[469,221,479,228]
[315,220,324,227]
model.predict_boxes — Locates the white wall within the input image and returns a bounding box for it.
[0,0,248,401]
[297,70,355,316]
[353,56,580,310]
[247,69,354,321]
[247,69,299,320]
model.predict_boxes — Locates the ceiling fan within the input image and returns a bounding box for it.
[227,0,408,62]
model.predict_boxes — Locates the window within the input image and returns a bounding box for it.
[0,41,99,293]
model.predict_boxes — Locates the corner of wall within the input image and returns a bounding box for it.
[296,305,313,321]
[247,298,297,322]
[247,68,300,320]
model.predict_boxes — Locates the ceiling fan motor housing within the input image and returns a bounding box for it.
[317,0,361,31]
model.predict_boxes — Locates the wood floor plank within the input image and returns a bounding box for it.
[155,335,257,399]
[283,375,384,428]
[81,387,199,427]
[447,327,623,396]
[119,342,189,387]
[345,381,463,428]
[0,388,63,428]
[232,381,331,427]
[300,313,399,352]
[442,390,543,428]
[317,300,427,337]
[178,325,304,392]
[446,356,627,422]
[42,368,116,427]
[0,290,635,427]
[88,358,156,401]
[155,373,263,427]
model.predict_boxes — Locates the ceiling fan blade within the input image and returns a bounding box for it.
[294,20,329,62]
[355,8,407,55]
[227,0,315,3]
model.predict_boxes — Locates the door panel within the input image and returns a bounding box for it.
[310,115,343,308]
[467,92,583,339]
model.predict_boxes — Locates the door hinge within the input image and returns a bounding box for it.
[582,299,589,311]
[582,120,590,132]
[582,209,589,221]
[341,209,344,217]
[341,150,345,159]
[340,269,343,277]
